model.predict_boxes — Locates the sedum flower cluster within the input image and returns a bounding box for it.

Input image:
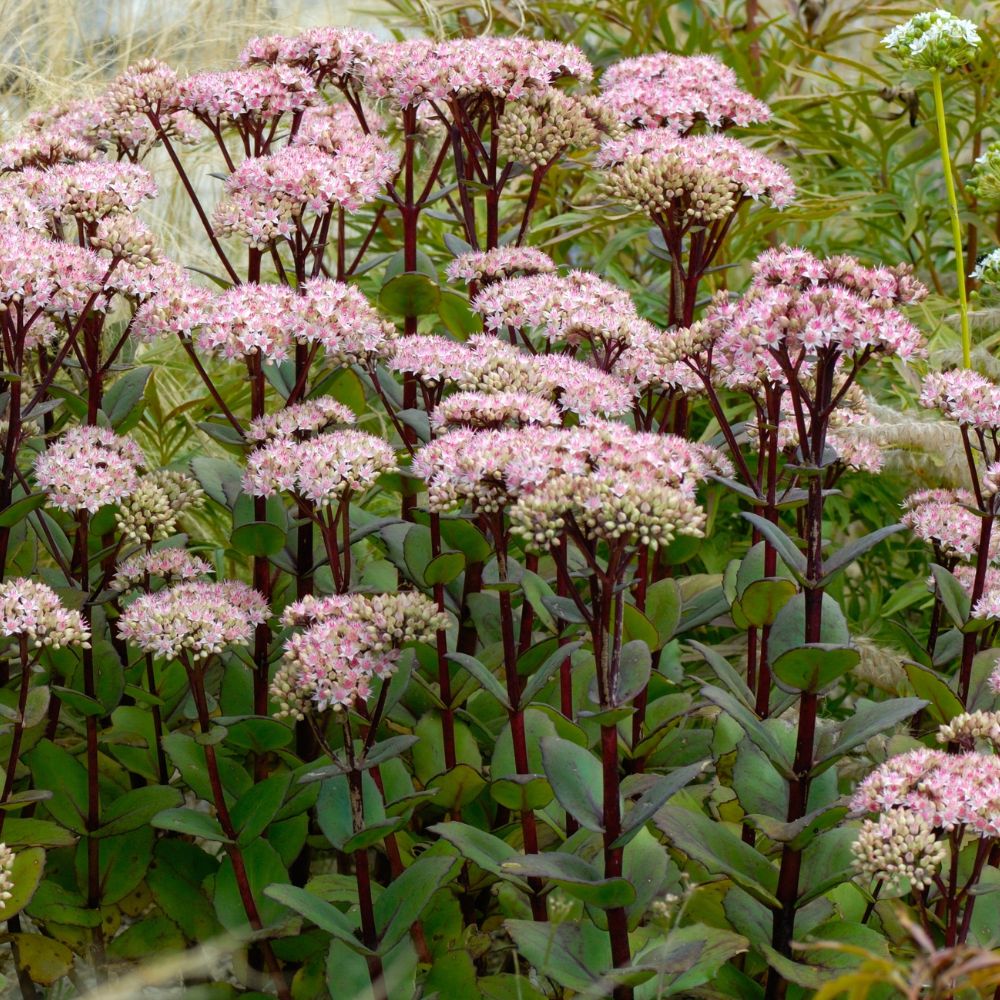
[361,37,591,110]
[902,488,993,562]
[112,549,213,593]
[33,426,144,513]
[115,470,204,545]
[852,810,945,892]
[920,369,1000,429]
[247,398,356,444]
[212,132,395,248]
[390,332,637,422]
[882,9,981,71]
[497,90,617,167]
[118,581,268,661]
[446,247,556,285]
[0,579,90,649]
[134,275,396,368]
[413,421,724,552]
[852,745,1000,837]
[597,128,794,223]
[272,592,447,718]
[243,429,397,507]
[472,270,656,363]
[240,26,375,87]
[657,246,927,385]
[598,53,771,132]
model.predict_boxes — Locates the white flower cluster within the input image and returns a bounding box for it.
[882,10,980,71]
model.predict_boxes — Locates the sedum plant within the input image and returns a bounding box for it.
[0,4,998,1000]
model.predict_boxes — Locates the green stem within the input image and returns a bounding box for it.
[932,69,972,368]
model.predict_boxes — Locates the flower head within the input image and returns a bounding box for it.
[920,369,1000,429]
[247,398,356,443]
[212,136,395,248]
[240,27,376,87]
[599,53,771,132]
[34,427,143,513]
[296,278,397,365]
[112,549,213,592]
[882,10,980,71]
[902,488,988,561]
[197,284,293,363]
[446,247,555,285]
[0,579,89,648]
[973,248,1000,290]
[24,161,156,222]
[179,66,316,126]
[118,581,268,661]
[272,591,446,718]
[497,90,615,166]
[851,747,1000,837]
[852,810,946,892]
[970,143,1000,207]
[598,128,795,221]
[243,429,397,506]
[432,390,562,430]
[362,37,590,109]
[472,270,654,360]
[115,470,203,544]
[132,270,210,342]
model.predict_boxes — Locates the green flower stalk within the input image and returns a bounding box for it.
[883,9,981,368]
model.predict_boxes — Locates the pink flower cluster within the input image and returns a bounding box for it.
[903,489,990,561]
[667,247,927,385]
[414,421,725,552]
[34,426,143,513]
[390,333,637,421]
[118,581,268,661]
[247,398,356,443]
[24,161,157,223]
[598,53,771,131]
[291,103,383,153]
[361,37,591,109]
[243,428,397,506]
[179,66,316,126]
[432,390,562,430]
[852,747,1000,838]
[212,135,395,248]
[112,549,213,592]
[0,579,90,649]
[240,27,376,86]
[272,591,447,718]
[920,369,1000,429]
[134,276,395,367]
[598,128,795,221]
[446,246,555,285]
[472,270,656,363]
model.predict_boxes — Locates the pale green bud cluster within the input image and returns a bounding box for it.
[497,91,619,168]
[937,710,1000,749]
[116,470,204,543]
[648,320,714,366]
[882,9,980,71]
[509,472,705,553]
[91,216,161,267]
[352,591,449,652]
[604,154,738,223]
[970,143,1000,208]
[852,809,945,892]
[0,843,14,910]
